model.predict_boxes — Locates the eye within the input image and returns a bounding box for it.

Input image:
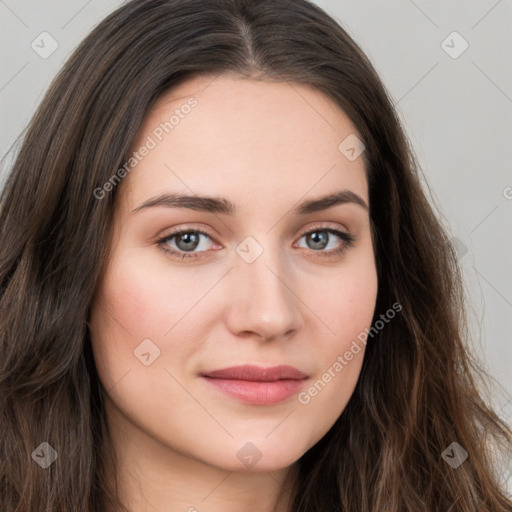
[157,227,217,260]
[294,225,356,259]
[156,224,356,260]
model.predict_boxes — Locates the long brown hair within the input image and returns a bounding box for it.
[1,0,510,510]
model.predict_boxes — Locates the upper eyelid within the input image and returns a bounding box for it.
[161,223,350,239]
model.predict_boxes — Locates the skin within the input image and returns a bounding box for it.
[88,73,378,512]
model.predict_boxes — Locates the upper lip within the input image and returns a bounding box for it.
[201,365,308,381]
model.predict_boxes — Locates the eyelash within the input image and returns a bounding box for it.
[156,224,356,261]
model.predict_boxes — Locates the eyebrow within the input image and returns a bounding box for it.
[131,189,368,215]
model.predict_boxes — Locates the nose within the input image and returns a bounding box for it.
[224,240,303,342]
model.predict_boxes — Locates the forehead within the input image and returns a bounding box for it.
[119,74,368,214]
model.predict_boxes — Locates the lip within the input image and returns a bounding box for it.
[200,365,309,405]
[201,364,308,381]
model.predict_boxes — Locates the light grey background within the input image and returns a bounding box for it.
[1,0,511,450]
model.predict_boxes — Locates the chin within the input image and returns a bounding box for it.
[181,437,303,474]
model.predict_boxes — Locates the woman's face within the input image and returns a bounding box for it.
[89,74,378,473]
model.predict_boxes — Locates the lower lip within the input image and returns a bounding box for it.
[202,377,307,405]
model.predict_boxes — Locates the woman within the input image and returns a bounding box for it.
[1,0,510,511]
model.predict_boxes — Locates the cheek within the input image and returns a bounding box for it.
[88,249,213,389]
[88,251,166,389]
[92,248,191,338]
[297,259,377,419]
[314,256,378,351]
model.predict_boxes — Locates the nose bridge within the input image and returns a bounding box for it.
[225,234,301,339]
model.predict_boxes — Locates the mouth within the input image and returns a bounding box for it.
[200,364,309,405]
